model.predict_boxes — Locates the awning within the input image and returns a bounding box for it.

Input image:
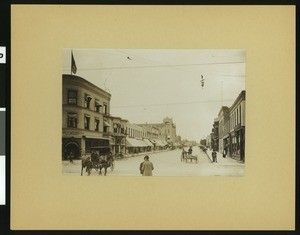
[143,139,154,147]
[155,140,164,147]
[104,121,110,127]
[126,138,147,147]
[138,139,148,147]
[67,113,77,118]
[162,140,168,146]
[95,100,102,107]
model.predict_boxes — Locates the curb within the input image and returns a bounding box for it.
[123,149,175,159]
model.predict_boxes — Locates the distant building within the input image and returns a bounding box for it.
[62,74,111,159]
[125,122,148,154]
[137,117,177,146]
[161,117,177,143]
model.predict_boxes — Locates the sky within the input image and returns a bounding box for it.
[62,49,245,142]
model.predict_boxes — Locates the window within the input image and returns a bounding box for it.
[240,106,242,123]
[103,119,110,133]
[68,90,77,104]
[67,113,77,128]
[84,94,92,109]
[103,103,108,114]
[94,99,102,112]
[114,124,118,133]
[95,118,100,131]
[84,115,90,130]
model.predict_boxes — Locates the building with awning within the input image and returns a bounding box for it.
[62,74,111,159]
[126,137,148,154]
[126,138,147,147]
[142,138,154,151]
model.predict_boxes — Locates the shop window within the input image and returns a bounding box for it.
[68,90,77,104]
[67,113,77,128]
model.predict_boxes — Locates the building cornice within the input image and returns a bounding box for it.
[63,74,111,100]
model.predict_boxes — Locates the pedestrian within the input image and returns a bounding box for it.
[222,148,227,158]
[212,150,217,163]
[68,151,74,163]
[141,155,154,176]
[139,160,144,175]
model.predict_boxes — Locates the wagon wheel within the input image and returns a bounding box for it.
[110,161,115,171]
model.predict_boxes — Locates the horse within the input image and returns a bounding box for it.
[181,150,187,162]
[99,155,114,176]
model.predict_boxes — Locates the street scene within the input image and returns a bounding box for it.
[62,49,245,176]
[63,148,244,177]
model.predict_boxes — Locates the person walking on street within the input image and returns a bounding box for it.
[212,150,217,163]
[222,148,227,158]
[141,155,154,176]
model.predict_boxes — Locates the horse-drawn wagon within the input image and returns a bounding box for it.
[81,147,115,176]
[185,154,198,163]
[181,149,198,163]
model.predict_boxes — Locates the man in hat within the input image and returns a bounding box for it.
[141,155,154,176]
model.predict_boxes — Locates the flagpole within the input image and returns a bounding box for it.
[71,50,73,75]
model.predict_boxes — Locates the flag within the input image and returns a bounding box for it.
[71,51,77,74]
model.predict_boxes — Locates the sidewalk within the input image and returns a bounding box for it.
[205,149,244,165]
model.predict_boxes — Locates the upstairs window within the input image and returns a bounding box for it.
[67,113,77,128]
[95,118,100,131]
[84,115,90,130]
[94,99,102,112]
[84,94,92,109]
[113,124,118,133]
[103,103,108,114]
[68,90,77,105]
[103,120,110,133]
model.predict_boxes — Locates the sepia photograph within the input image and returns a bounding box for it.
[9,5,294,231]
[62,49,246,176]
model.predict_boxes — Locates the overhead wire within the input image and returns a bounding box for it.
[110,99,236,109]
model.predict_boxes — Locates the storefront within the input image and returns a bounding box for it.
[229,126,245,161]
